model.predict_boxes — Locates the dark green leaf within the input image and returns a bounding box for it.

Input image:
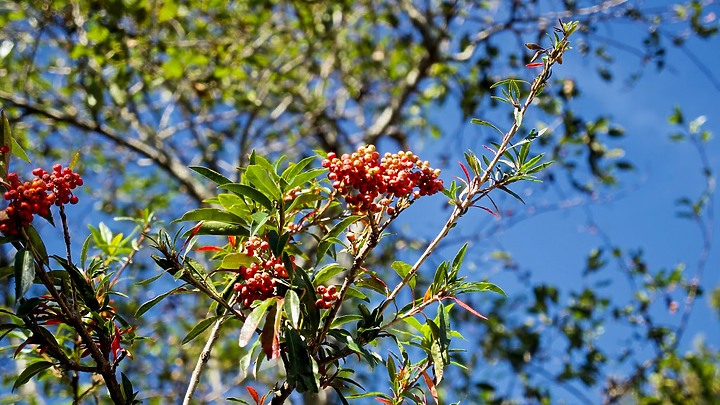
[245,165,282,200]
[52,256,100,311]
[12,361,53,392]
[316,216,360,264]
[219,183,274,211]
[183,316,223,345]
[239,297,278,347]
[286,326,319,393]
[181,221,249,237]
[14,249,34,303]
[189,166,232,186]
[313,263,346,286]
[135,285,187,318]
[174,208,247,225]
[26,226,48,265]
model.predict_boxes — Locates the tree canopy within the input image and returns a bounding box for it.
[0,0,719,403]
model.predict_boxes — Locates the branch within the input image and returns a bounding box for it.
[0,91,213,203]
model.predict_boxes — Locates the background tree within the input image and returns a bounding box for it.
[0,0,718,403]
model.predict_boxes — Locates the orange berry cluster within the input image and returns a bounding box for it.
[233,236,295,308]
[321,145,443,214]
[315,285,338,309]
[1,164,83,235]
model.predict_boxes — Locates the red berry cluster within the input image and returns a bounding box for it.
[315,285,338,309]
[321,145,443,214]
[232,236,296,308]
[0,164,83,235]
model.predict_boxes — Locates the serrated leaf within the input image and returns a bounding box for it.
[12,361,53,392]
[239,297,278,347]
[14,249,34,303]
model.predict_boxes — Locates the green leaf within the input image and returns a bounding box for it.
[12,361,53,392]
[1,110,11,179]
[312,263,346,286]
[281,155,316,184]
[498,185,525,204]
[183,316,223,345]
[11,135,30,163]
[135,285,187,318]
[121,372,135,402]
[245,165,282,200]
[219,184,274,211]
[331,314,363,328]
[80,235,91,270]
[239,297,278,347]
[286,326,319,393]
[189,166,232,186]
[288,168,326,189]
[316,216,360,264]
[14,249,34,303]
[450,244,468,279]
[52,256,101,311]
[470,118,504,136]
[391,261,415,290]
[490,78,530,89]
[284,289,301,329]
[220,253,260,269]
[457,281,507,296]
[181,221,249,237]
[0,265,13,280]
[26,226,48,265]
[174,208,247,225]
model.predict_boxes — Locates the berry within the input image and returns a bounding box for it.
[234,234,297,307]
[0,164,84,235]
[315,285,339,309]
[323,145,443,215]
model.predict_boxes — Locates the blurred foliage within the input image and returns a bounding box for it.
[0,0,719,403]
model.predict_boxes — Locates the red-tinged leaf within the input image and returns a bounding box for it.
[228,235,237,248]
[476,206,499,217]
[450,296,487,320]
[375,399,393,405]
[181,221,205,251]
[260,300,283,360]
[246,386,260,404]
[423,286,433,303]
[421,370,439,404]
[259,393,268,405]
[195,246,222,252]
[526,62,544,68]
[458,161,471,182]
[239,297,277,347]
